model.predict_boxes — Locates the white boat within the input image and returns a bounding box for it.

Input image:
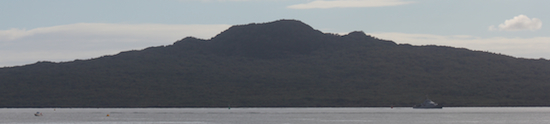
[413,98,443,109]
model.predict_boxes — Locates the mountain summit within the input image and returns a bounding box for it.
[1,20,550,107]
[174,19,395,58]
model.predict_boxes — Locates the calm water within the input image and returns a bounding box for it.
[2,107,550,124]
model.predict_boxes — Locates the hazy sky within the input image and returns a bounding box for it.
[1,0,548,67]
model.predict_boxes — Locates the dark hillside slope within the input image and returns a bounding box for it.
[1,19,550,107]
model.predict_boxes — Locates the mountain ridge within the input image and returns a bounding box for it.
[1,19,550,107]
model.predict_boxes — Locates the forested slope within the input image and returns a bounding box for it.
[1,20,550,107]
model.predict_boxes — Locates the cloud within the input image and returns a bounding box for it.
[489,15,542,31]
[287,0,414,9]
[370,32,550,59]
[0,23,231,67]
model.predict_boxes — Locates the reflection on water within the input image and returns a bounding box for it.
[1,107,550,124]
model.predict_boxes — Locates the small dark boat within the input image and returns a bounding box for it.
[34,112,43,116]
[413,98,442,109]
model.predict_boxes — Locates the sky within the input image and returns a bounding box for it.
[1,0,549,67]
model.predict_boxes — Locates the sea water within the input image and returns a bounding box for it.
[2,107,550,124]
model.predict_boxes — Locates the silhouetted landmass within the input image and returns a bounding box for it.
[1,19,550,108]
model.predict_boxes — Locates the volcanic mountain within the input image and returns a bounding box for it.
[1,19,550,107]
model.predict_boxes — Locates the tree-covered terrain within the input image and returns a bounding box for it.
[1,19,550,107]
